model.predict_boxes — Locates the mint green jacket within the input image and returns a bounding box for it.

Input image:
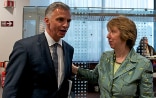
[78,48,154,98]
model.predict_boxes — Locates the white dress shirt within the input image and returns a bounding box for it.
[44,30,64,88]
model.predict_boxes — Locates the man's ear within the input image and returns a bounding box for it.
[44,17,49,24]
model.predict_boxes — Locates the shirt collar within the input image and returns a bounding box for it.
[44,29,62,47]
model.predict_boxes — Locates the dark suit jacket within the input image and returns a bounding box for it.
[2,33,74,98]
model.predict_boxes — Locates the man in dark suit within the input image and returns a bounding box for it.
[2,2,74,98]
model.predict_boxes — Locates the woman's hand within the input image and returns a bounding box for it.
[72,63,79,74]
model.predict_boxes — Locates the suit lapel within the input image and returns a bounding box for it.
[113,48,137,79]
[62,41,68,79]
[113,61,135,79]
[38,33,57,78]
[107,54,114,82]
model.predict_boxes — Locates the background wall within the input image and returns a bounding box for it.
[0,0,29,61]
[0,0,154,62]
[24,0,155,61]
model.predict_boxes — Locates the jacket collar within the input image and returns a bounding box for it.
[113,48,137,79]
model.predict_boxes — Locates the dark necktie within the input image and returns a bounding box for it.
[52,43,58,79]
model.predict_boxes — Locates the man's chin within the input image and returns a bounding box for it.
[59,35,65,38]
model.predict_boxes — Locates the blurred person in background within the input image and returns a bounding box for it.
[137,37,156,56]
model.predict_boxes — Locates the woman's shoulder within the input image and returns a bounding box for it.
[104,50,114,54]
[135,53,148,60]
[99,50,114,61]
[133,53,151,68]
[102,50,114,56]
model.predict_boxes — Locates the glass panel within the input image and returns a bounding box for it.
[23,7,156,61]
[30,0,154,9]
[104,0,153,9]
[23,20,36,38]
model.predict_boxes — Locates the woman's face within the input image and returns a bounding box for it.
[107,26,126,49]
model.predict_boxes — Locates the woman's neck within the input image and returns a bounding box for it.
[114,47,130,63]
